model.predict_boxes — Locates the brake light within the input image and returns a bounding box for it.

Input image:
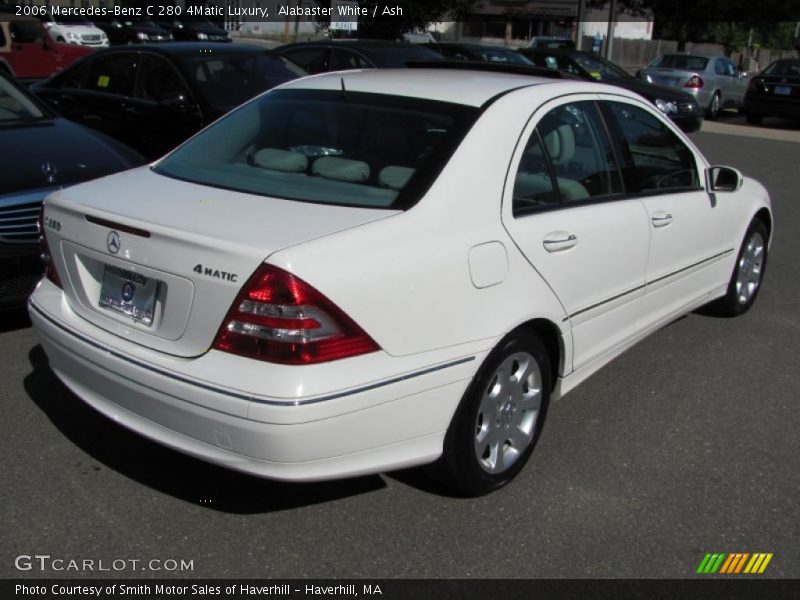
[684,75,704,89]
[38,207,62,289]
[213,264,379,365]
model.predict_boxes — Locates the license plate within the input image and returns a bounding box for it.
[99,265,158,326]
[775,86,791,95]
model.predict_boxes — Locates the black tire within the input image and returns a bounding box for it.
[437,329,551,496]
[746,113,764,125]
[706,92,721,120]
[709,219,769,317]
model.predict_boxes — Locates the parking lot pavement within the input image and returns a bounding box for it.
[1,131,798,580]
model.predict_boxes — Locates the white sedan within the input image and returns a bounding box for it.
[31,67,772,496]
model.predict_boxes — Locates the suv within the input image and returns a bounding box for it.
[0,15,93,82]
[40,13,109,47]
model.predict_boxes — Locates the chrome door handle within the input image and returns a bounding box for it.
[651,212,673,228]
[543,233,578,253]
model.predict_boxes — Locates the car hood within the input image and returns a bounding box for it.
[0,119,139,197]
[611,78,694,102]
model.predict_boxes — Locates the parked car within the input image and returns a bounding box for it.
[520,48,702,132]
[638,53,748,119]
[0,14,93,82]
[0,69,142,309]
[32,43,305,159]
[425,42,535,66]
[91,15,172,45]
[743,58,800,125]
[275,40,443,74]
[40,13,109,48]
[155,18,230,43]
[31,66,772,495]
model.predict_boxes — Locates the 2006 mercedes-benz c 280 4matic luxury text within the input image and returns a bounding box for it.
[30,66,772,495]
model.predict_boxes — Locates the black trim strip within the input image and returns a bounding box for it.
[648,248,734,286]
[85,215,151,238]
[567,248,735,320]
[29,302,474,407]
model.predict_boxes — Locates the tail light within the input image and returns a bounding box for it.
[684,75,704,89]
[213,264,379,365]
[38,207,62,289]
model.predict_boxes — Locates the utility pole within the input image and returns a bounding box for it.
[605,0,617,61]
[575,0,586,51]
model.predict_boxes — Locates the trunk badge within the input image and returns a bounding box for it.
[107,231,121,254]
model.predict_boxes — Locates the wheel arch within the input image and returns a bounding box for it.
[513,317,564,393]
[754,207,773,242]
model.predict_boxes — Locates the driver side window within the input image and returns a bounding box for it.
[605,102,698,193]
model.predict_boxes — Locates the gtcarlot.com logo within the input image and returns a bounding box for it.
[14,554,194,573]
[697,552,773,574]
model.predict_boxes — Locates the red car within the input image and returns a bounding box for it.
[0,14,93,82]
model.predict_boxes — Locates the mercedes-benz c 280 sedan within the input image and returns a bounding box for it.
[30,67,772,495]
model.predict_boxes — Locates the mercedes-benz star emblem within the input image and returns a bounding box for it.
[41,162,57,184]
[107,231,121,254]
[121,282,135,303]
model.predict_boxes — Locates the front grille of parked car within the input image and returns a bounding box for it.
[81,34,102,42]
[678,101,698,113]
[0,201,41,245]
[209,35,228,41]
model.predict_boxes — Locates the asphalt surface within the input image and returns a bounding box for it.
[1,125,798,580]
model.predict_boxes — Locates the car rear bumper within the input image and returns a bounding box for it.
[29,283,479,481]
[1,253,41,309]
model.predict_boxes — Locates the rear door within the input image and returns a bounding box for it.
[8,21,56,79]
[502,96,651,371]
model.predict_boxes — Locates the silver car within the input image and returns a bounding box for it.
[638,54,749,120]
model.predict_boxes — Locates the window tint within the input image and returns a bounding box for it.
[136,54,189,102]
[0,25,6,47]
[513,131,557,212]
[652,55,709,71]
[85,53,137,95]
[58,59,92,90]
[10,22,42,44]
[330,48,370,70]
[282,47,328,74]
[605,102,698,193]
[714,59,726,75]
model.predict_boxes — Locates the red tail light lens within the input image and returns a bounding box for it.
[38,206,62,289]
[684,75,704,89]
[213,264,380,365]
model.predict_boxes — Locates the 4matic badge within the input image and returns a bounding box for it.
[193,264,238,282]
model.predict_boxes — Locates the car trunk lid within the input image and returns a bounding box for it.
[43,167,398,357]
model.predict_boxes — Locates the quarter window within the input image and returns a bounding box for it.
[605,102,698,193]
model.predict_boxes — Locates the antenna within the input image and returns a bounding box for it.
[340,77,348,100]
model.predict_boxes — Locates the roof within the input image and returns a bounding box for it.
[278,67,561,107]
[282,40,426,50]
[94,42,272,57]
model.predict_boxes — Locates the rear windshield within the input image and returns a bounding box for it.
[153,89,478,210]
[365,46,444,66]
[651,55,709,71]
[763,60,800,77]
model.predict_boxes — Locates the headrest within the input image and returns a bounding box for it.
[252,148,308,173]
[312,157,370,183]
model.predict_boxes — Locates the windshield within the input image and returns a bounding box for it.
[474,47,533,65]
[651,55,709,71]
[0,75,47,125]
[572,54,630,80]
[153,89,478,210]
[55,15,92,25]
[180,53,306,109]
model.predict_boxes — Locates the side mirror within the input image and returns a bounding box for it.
[706,166,743,193]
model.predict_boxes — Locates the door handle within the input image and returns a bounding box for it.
[651,212,673,228]
[543,232,578,253]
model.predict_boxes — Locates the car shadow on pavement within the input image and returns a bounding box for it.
[24,345,388,513]
[0,307,31,333]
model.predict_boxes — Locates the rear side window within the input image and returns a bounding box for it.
[85,53,138,95]
[604,102,698,193]
[0,26,6,47]
[153,89,478,210]
[10,22,42,44]
[136,54,190,102]
[513,101,622,215]
[282,47,328,74]
[330,48,371,70]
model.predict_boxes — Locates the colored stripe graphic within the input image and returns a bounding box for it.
[698,552,773,574]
